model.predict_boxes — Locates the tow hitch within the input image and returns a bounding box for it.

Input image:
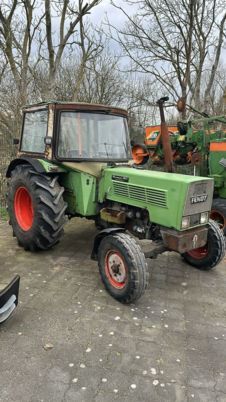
[0,275,20,324]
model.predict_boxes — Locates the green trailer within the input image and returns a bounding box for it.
[6,101,225,303]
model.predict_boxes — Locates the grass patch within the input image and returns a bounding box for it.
[0,207,8,221]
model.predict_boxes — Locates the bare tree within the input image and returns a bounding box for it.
[44,0,102,98]
[205,63,226,114]
[0,0,104,137]
[0,0,45,104]
[80,51,125,104]
[109,0,226,114]
[71,20,104,101]
[0,0,44,136]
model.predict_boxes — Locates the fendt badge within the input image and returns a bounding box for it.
[191,194,208,204]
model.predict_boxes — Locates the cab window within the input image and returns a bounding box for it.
[21,110,48,153]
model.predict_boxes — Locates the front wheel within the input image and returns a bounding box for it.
[98,233,149,303]
[182,220,225,270]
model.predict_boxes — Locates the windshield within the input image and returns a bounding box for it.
[58,112,130,160]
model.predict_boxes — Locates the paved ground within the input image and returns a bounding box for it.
[0,219,226,402]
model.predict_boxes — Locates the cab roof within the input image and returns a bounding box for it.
[23,101,128,117]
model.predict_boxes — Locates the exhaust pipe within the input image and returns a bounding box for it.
[157,97,174,173]
[0,275,20,324]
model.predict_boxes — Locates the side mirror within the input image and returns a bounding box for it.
[13,138,19,145]
[44,137,52,146]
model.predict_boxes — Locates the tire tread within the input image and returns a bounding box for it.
[183,219,225,270]
[7,164,67,251]
[98,232,149,303]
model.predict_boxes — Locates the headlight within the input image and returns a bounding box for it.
[200,212,209,224]
[181,216,190,229]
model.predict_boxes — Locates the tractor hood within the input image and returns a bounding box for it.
[98,166,214,231]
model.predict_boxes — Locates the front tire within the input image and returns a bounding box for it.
[98,233,149,303]
[7,164,67,251]
[182,220,225,270]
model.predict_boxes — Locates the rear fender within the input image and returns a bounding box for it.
[6,157,46,177]
[6,157,65,177]
[91,228,126,260]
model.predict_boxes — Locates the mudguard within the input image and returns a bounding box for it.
[0,275,20,324]
[6,157,46,177]
[6,156,65,177]
[91,228,125,260]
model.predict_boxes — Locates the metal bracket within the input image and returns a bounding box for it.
[219,158,226,168]
[144,242,167,259]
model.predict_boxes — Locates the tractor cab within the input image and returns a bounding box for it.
[19,102,131,163]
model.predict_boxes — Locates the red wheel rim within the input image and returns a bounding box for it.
[14,187,34,231]
[187,245,208,260]
[210,209,225,231]
[105,250,127,289]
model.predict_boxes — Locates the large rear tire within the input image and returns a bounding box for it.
[182,220,225,270]
[7,164,67,251]
[211,198,226,235]
[98,233,149,303]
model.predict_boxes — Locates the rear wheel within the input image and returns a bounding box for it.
[98,233,149,303]
[210,198,226,235]
[7,164,67,251]
[182,220,225,270]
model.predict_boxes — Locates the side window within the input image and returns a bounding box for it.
[21,110,48,153]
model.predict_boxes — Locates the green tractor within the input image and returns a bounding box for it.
[6,101,225,303]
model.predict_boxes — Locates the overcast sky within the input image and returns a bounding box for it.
[90,0,133,27]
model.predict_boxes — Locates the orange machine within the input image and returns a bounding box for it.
[145,125,179,147]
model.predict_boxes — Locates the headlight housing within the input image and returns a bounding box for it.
[200,212,209,224]
[181,216,190,229]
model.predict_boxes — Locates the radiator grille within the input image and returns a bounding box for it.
[112,181,167,208]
